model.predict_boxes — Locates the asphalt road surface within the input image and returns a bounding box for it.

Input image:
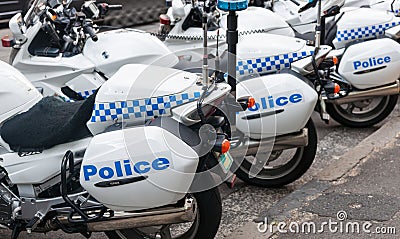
[0,26,398,239]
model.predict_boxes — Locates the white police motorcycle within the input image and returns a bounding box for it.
[0,52,236,238]
[263,0,400,127]
[5,0,326,188]
[7,0,399,129]
[159,0,400,128]
[256,0,400,48]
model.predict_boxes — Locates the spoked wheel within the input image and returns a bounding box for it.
[235,119,318,188]
[326,95,398,128]
[105,188,221,239]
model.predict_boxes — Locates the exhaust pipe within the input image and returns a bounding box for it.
[87,198,196,232]
[230,128,309,156]
[57,198,196,232]
[327,80,400,105]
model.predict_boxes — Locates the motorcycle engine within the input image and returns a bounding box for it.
[0,168,17,224]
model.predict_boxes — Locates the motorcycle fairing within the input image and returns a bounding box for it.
[0,138,91,185]
[90,91,201,123]
[236,50,314,76]
[87,64,204,135]
[333,8,400,49]
[236,33,315,76]
[0,61,42,127]
[83,29,179,78]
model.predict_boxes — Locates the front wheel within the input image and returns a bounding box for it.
[105,187,222,239]
[326,95,398,128]
[235,119,318,188]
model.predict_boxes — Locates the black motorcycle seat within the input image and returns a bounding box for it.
[1,94,96,153]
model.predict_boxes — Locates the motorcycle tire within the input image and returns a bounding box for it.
[326,95,398,128]
[235,119,317,188]
[105,187,222,239]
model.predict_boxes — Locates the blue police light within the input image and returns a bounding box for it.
[217,0,248,11]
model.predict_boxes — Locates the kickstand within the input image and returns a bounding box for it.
[11,223,22,239]
[159,225,172,239]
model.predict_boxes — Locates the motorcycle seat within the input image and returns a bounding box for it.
[1,94,96,153]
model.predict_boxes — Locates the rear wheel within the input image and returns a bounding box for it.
[235,119,317,187]
[326,95,398,128]
[105,187,222,239]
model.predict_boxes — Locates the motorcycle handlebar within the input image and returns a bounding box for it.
[298,0,318,13]
[83,22,98,42]
[108,4,123,10]
[97,3,122,18]
[289,0,300,6]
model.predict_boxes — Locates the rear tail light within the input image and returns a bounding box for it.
[1,35,15,48]
[159,14,171,25]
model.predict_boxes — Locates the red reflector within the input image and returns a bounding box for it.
[1,35,14,48]
[159,14,170,25]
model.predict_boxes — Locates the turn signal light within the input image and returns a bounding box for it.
[332,56,339,65]
[221,139,231,154]
[334,83,340,94]
[247,97,256,109]
[159,14,170,25]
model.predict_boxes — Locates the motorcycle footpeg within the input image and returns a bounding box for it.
[25,213,43,234]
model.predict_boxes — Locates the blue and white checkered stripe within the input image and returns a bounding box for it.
[64,89,96,102]
[91,92,202,122]
[336,21,400,42]
[78,89,96,99]
[236,50,314,76]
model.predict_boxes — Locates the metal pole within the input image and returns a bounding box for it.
[202,10,209,87]
[227,10,238,92]
[315,0,322,48]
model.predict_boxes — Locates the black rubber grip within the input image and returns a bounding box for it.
[83,24,98,42]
